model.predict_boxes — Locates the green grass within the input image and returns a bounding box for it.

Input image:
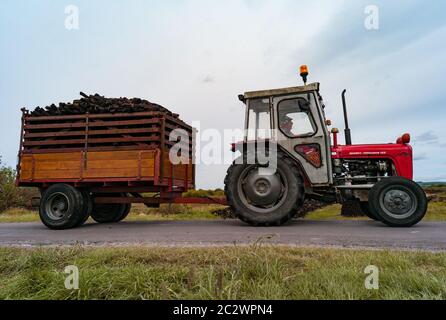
[0,204,224,223]
[305,205,365,221]
[0,246,445,300]
[423,202,446,221]
[126,204,223,221]
[0,208,40,223]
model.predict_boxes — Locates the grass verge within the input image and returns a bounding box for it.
[0,204,223,223]
[2,202,445,223]
[0,246,445,300]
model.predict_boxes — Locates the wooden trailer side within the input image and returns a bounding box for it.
[18,149,195,188]
[19,150,156,181]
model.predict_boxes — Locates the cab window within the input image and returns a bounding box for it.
[278,98,316,137]
[246,98,271,141]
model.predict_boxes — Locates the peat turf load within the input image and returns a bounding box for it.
[22,93,192,154]
[30,92,179,117]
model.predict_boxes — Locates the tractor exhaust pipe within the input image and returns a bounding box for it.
[342,89,352,145]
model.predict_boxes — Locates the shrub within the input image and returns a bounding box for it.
[0,157,39,213]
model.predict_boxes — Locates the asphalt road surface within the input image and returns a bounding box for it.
[1,219,446,250]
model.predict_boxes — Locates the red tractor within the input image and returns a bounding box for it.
[224,66,427,227]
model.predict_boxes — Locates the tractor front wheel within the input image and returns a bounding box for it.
[368,177,427,227]
[224,153,304,226]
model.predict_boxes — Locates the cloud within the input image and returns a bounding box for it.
[414,131,438,144]
[202,75,214,83]
[413,153,428,161]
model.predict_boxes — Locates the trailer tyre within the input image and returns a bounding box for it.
[91,194,130,223]
[39,184,84,230]
[368,177,427,227]
[224,152,304,226]
[76,189,93,226]
[113,203,131,222]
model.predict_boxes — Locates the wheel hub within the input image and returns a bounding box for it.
[382,189,415,218]
[46,193,70,221]
[242,169,282,207]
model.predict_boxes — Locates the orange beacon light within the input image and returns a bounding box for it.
[300,65,309,85]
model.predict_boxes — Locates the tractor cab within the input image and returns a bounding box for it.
[238,82,333,186]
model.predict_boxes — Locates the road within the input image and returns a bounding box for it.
[1,219,446,250]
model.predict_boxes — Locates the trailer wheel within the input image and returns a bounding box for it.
[91,193,129,223]
[113,203,131,222]
[76,189,93,226]
[39,184,84,230]
[224,152,304,226]
[368,177,427,227]
[359,202,380,221]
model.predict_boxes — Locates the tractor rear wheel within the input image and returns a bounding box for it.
[368,177,427,227]
[91,193,131,223]
[224,153,304,226]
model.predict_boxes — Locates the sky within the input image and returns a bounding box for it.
[1,0,445,188]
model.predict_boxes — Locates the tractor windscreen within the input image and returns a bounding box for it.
[246,98,271,141]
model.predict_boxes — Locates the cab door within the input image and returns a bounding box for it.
[273,92,332,185]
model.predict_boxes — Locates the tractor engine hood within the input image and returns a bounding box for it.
[331,142,413,180]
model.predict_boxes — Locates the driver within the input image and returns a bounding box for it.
[280,114,294,136]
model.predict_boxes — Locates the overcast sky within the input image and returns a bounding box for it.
[1,0,445,188]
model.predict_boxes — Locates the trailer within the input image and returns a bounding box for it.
[16,107,225,229]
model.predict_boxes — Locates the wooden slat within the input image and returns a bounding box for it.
[24,127,160,138]
[24,169,82,179]
[21,150,155,162]
[25,122,87,130]
[24,139,86,146]
[24,118,159,130]
[22,145,159,154]
[82,167,154,179]
[23,136,160,147]
[21,160,81,171]
[21,153,79,162]
[25,130,87,138]
[24,160,153,172]
[87,159,154,170]
[87,136,158,144]
[165,122,192,132]
[87,119,160,128]
[87,150,155,160]
[24,111,165,122]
